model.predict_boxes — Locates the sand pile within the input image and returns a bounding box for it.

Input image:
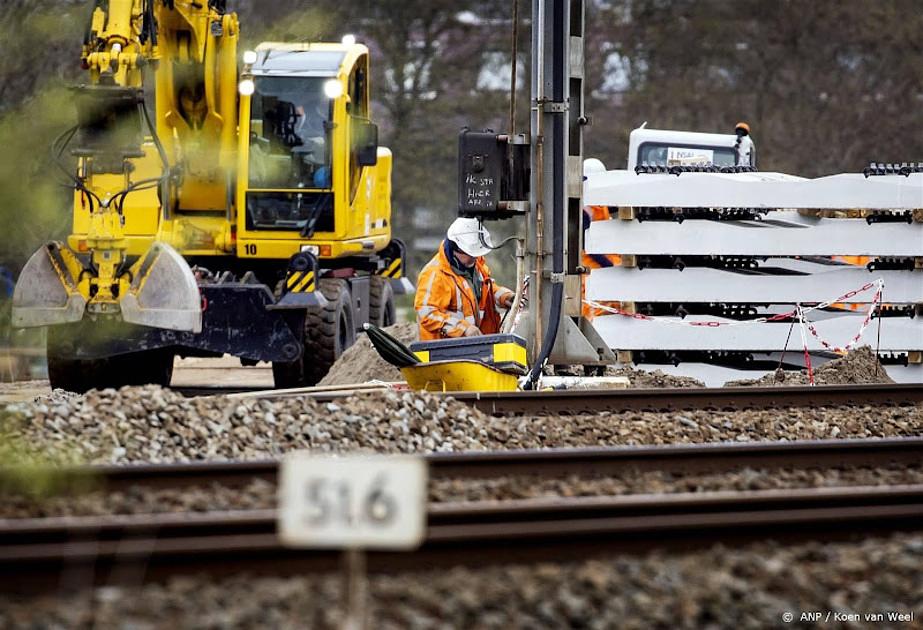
[319,322,417,385]
[727,346,894,387]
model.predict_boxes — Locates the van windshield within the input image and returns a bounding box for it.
[638,142,737,168]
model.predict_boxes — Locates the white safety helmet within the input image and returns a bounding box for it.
[447,217,493,257]
[583,158,606,175]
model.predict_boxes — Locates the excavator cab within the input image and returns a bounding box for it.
[235,43,392,259]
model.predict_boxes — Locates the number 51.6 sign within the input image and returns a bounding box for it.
[278,454,428,550]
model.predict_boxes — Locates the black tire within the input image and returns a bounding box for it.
[129,350,174,387]
[368,275,395,328]
[47,346,174,393]
[272,278,356,388]
[47,353,100,394]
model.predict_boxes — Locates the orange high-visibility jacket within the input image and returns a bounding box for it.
[415,241,514,340]
[581,206,622,319]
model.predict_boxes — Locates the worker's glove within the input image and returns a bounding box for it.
[500,293,515,309]
[463,325,483,337]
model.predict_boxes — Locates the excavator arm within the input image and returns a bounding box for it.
[13,0,239,334]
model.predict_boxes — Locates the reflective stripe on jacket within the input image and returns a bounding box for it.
[415,240,514,340]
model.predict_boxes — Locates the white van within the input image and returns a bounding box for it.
[627,123,751,171]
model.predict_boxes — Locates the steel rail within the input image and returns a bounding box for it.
[5,437,921,495]
[173,382,923,415]
[1,484,922,593]
[449,383,923,415]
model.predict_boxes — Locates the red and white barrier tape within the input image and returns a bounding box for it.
[795,305,815,385]
[803,285,882,354]
[585,279,885,329]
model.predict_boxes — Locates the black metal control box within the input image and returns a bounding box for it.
[458,128,529,219]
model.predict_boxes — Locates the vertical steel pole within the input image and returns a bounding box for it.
[526,0,568,360]
[521,0,611,370]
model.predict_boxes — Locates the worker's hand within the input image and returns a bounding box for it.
[463,325,483,337]
[500,293,515,309]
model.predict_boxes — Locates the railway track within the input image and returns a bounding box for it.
[1,484,921,593]
[174,382,923,415]
[10,436,923,495]
[2,437,922,592]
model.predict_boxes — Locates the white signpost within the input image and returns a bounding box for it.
[279,454,428,629]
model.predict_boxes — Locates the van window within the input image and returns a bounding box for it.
[638,142,736,168]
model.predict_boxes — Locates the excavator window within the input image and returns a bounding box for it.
[248,76,332,191]
[246,76,335,233]
[348,55,371,200]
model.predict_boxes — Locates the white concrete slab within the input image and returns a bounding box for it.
[584,169,923,209]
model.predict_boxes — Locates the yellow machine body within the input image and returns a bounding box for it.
[12,0,405,392]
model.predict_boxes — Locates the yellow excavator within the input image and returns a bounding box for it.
[12,0,410,392]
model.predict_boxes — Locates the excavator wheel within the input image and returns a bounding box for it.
[47,353,106,394]
[368,275,396,328]
[47,348,174,394]
[272,278,356,388]
[46,324,174,393]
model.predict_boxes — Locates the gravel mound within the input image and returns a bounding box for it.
[319,322,417,386]
[5,464,922,519]
[0,386,488,464]
[727,346,894,387]
[2,533,919,629]
[2,385,921,464]
[605,365,705,388]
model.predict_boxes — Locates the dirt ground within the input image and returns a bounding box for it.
[0,380,50,404]
[169,355,274,389]
[0,355,273,403]
[0,342,904,399]
[319,322,418,386]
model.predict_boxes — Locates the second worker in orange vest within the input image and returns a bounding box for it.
[415,218,514,340]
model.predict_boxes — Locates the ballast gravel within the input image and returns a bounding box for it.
[1,385,921,465]
[429,463,923,503]
[3,464,923,519]
[1,533,919,629]
[604,365,706,388]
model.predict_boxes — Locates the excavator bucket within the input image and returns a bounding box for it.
[120,242,202,333]
[11,242,87,328]
[12,241,202,333]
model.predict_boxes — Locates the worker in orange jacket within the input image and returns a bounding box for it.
[415,218,515,340]
[581,159,621,320]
